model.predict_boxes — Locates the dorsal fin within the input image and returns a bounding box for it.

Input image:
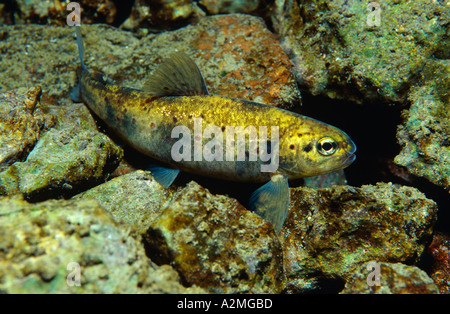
[143,52,209,96]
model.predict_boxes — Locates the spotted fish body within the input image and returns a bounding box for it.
[74,26,356,233]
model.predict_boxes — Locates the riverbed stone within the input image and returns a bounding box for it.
[0,195,203,293]
[341,262,440,294]
[75,170,174,235]
[0,86,55,172]
[281,182,438,293]
[144,181,284,293]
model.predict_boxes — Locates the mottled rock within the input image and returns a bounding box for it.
[199,0,264,14]
[428,232,450,294]
[121,0,205,31]
[0,126,123,199]
[1,15,300,109]
[303,169,347,188]
[122,0,270,32]
[0,195,203,293]
[271,0,449,103]
[341,262,440,294]
[0,86,55,172]
[75,170,173,235]
[145,181,284,293]
[184,14,300,108]
[0,24,139,103]
[395,83,450,190]
[118,14,300,109]
[281,183,437,293]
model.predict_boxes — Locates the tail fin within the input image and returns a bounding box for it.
[75,26,88,72]
[70,26,87,102]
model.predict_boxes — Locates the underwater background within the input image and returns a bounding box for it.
[0,0,449,293]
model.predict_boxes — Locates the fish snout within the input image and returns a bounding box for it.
[343,139,357,164]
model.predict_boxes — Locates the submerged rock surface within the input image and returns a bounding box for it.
[0,126,123,199]
[75,170,173,235]
[145,182,284,293]
[271,0,449,103]
[0,86,54,172]
[395,83,450,190]
[0,14,300,109]
[281,183,437,293]
[0,196,203,293]
[341,262,440,294]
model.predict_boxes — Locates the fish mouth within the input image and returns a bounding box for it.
[342,140,357,166]
[338,140,357,168]
[344,153,356,165]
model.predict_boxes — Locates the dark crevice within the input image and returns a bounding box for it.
[111,0,135,27]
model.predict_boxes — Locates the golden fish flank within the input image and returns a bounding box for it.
[73,26,356,233]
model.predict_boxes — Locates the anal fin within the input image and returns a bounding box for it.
[249,174,290,234]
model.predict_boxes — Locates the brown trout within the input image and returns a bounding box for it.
[73,26,356,233]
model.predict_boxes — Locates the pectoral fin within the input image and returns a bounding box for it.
[69,84,81,102]
[147,165,180,188]
[249,174,290,234]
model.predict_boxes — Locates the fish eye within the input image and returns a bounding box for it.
[317,137,338,156]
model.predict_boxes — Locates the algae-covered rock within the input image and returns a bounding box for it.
[395,83,450,190]
[341,262,440,294]
[0,24,139,103]
[122,0,269,32]
[428,232,450,294]
[117,14,300,109]
[0,126,123,199]
[272,0,449,103]
[0,86,55,172]
[282,183,437,293]
[121,0,205,31]
[145,181,284,293]
[0,195,203,293]
[199,0,263,14]
[75,170,173,235]
[0,15,300,109]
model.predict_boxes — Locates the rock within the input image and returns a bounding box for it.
[115,14,301,109]
[183,14,300,109]
[0,126,123,199]
[199,0,263,14]
[144,181,284,293]
[121,0,205,32]
[47,98,99,132]
[0,195,203,293]
[75,170,174,235]
[122,0,270,32]
[271,0,449,103]
[428,232,450,294]
[395,83,450,190]
[0,15,300,109]
[341,262,440,294]
[0,86,55,172]
[0,24,140,103]
[281,183,437,293]
[303,169,347,188]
